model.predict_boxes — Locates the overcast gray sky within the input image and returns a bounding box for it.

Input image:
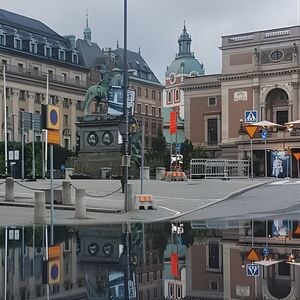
[1,0,299,82]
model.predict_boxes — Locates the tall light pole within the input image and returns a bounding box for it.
[3,64,8,176]
[123,0,129,212]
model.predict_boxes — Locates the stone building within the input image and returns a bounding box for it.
[180,25,300,176]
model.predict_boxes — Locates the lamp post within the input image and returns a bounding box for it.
[122,0,129,212]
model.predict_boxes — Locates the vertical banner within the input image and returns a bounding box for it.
[171,252,179,277]
[169,111,177,135]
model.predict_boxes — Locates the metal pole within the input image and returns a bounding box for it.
[50,144,54,245]
[3,64,8,176]
[45,226,50,300]
[45,74,49,176]
[4,226,7,300]
[32,118,36,180]
[140,121,144,194]
[170,135,173,171]
[264,138,267,177]
[250,139,254,180]
[42,130,45,179]
[123,0,129,212]
[21,114,25,181]
[22,225,25,280]
[32,224,35,279]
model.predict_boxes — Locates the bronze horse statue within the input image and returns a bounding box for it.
[82,67,122,116]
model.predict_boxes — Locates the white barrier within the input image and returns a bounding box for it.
[190,159,249,180]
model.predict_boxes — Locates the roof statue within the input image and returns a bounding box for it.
[82,65,121,116]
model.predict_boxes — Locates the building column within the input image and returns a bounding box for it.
[260,104,266,121]
[291,82,299,121]
[0,87,3,141]
[70,99,77,150]
[27,91,35,142]
[253,86,260,117]
[11,88,20,142]
[288,100,293,122]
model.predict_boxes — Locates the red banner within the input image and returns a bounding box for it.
[171,252,178,276]
[169,111,177,135]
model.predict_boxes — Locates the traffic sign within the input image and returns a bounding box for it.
[176,143,181,152]
[261,129,267,140]
[247,248,260,262]
[48,258,61,285]
[245,110,257,123]
[47,130,60,145]
[244,125,258,139]
[246,264,260,276]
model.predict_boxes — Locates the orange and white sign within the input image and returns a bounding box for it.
[244,125,258,139]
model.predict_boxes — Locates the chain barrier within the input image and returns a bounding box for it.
[71,183,122,198]
[15,181,62,191]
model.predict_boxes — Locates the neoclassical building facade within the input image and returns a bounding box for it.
[181,26,300,176]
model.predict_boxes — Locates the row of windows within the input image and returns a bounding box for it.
[139,287,162,300]
[138,270,163,284]
[136,103,161,117]
[0,32,79,64]
[136,86,162,100]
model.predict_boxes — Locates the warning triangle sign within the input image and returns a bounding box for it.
[244,125,258,139]
[293,153,300,160]
[247,248,260,262]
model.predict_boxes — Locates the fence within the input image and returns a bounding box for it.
[190,159,249,180]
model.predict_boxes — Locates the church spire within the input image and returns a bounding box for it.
[83,9,92,45]
[177,21,192,57]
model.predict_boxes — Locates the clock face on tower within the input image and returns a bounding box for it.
[169,73,176,85]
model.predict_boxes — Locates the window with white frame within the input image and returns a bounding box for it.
[44,42,52,57]
[0,28,6,46]
[59,48,65,61]
[14,34,22,50]
[175,89,180,103]
[30,38,37,54]
[208,97,217,106]
[72,52,78,64]
[167,90,173,104]
[168,283,174,298]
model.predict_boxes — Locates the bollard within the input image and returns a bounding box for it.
[34,191,46,224]
[5,177,14,202]
[62,181,72,205]
[127,184,135,211]
[156,167,166,180]
[75,189,86,219]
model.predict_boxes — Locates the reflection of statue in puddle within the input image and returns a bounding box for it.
[272,156,283,178]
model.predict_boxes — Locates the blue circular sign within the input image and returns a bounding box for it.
[261,129,267,140]
[51,263,59,279]
[50,109,58,125]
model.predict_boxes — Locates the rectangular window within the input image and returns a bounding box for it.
[208,97,217,106]
[18,63,23,73]
[63,115,68,126]
[63,98,70,108]
[145,88,149,98]
[76,100,83,111]
[210,280,219,291]
[62,73,67,83]
[0,35,4,45]
[72,53,78,64]
[48,70,53,79]
[152,90,156,99]
[145,105,148,115]
[59,50,65,60]
[207,118,218,145]
[75,76,80,85]
[208,242,220,270]
[276,110,288,125]
[137,87,141,97]
[167,91,173,104]
[158,92,161,100]
[15,39,22,50]
[30,42,37,53]
[35,93,41,104]
[152,106,156,116]
[168,283,174,298]
[151,122,157,134]
[45,46,51,57]
[33,66,39,74]
[158,107,161,117]
[146,272,149,281]
[19,90,26,101]
[153,271,157,280]
[176,285,182,299]
[137,103,142,114]
[145,121,149,133]
[174,89,180,103]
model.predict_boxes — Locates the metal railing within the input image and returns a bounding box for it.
[190,158,250,180]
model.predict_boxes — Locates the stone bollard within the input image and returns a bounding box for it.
[34,191,46,224]
[140,166,150,180]
[62,181,72,205]
[156,167,166,180]
[127,184,135,211]
[75,189,86,219]
[5,177,14,201]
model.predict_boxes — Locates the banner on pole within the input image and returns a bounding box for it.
[169,111,177,135]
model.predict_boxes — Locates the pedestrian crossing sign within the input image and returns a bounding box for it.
[245,110,257,123]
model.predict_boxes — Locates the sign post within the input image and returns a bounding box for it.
[261,129,268,177]
[244,125,258,180]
